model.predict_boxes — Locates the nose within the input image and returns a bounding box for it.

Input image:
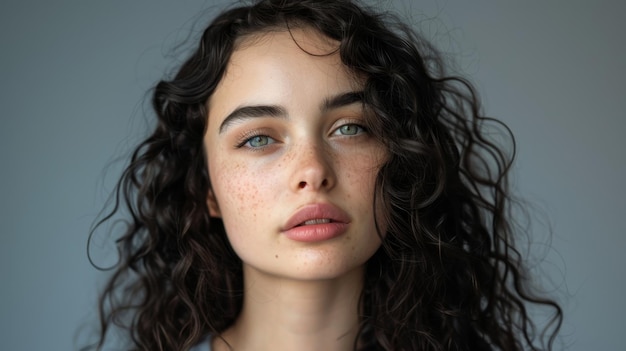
[290,142,336,192]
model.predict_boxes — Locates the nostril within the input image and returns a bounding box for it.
[297,178,329,190]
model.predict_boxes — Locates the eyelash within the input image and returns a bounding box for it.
[333,122,367,136]
[236,130,276,149]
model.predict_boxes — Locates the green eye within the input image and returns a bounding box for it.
[245,135,274,148]
[337,124,364,136]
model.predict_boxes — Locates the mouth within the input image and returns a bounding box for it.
[297,218,333,226]
[282,203,350,232]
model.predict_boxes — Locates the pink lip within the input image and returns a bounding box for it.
[281,203,351,242]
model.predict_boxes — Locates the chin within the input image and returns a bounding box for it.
[281,247,375,281]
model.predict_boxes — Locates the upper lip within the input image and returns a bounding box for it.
[282,203,351,231]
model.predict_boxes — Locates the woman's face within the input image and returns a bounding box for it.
[204,29,386,281]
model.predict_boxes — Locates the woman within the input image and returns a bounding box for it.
[87,0,562,350]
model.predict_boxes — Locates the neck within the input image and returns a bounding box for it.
[214,265,364,351]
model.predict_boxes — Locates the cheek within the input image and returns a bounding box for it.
[210,157,281,241]
[215,161,262,217]
[345,149,385,193]
[346,148,388,228]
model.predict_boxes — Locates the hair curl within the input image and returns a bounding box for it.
[86,0,562,350]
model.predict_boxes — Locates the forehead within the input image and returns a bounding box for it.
[207,28,361,113]
[222,28,345,82]
[235,26,341,58]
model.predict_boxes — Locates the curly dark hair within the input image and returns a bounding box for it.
[85,0,562,350]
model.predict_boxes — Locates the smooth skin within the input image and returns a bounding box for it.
[204,28,387,351]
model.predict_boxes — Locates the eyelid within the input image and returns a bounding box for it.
[234,129,277,149]
[331,118,368,136]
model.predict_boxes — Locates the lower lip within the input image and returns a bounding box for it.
[282,222,348,242]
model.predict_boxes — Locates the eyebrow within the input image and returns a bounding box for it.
[322,91,363,113]
[218,105,286,133]
[218,91,364,134]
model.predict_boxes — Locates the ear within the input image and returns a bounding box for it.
[207,188,221,218]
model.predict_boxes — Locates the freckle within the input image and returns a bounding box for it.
[275,254,279,258]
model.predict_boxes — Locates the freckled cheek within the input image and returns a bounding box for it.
[342,152,383,187]
[213,158,281,227]
[214,161,282,260]
[219,171,261,217]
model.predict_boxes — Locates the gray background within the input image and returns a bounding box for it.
[1,1,624,350]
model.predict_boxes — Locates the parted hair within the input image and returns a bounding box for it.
[86,0,562,350]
